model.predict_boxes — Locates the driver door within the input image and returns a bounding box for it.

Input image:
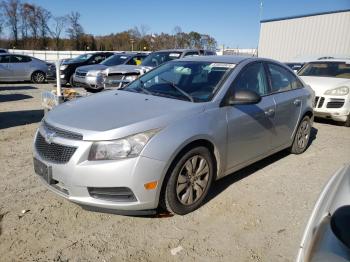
[225,62,276,171]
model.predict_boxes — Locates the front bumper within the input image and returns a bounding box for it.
[33,130,167,212]
[73,74,104,89]
[313,95,350,122]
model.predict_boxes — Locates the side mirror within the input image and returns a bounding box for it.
[331,205,350,249]
[227,89,261,106]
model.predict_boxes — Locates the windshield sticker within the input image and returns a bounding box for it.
[120,56,128,59]
[169,53,181,58]
[209,63,236,69]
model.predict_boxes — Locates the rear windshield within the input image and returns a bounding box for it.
[299,62,350,79]
[71,54,93,63]
[101,54,129,66]
[141,52,182,67]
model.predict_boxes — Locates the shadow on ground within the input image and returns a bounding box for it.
[0,86,37,91]
[204,126,318,206]
[314,117,345,127]
[0,109,43,129]
[0,94,33,103]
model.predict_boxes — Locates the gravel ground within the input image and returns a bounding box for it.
[0,83,349,262]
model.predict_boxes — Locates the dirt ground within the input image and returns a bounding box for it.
[0,83,349,262]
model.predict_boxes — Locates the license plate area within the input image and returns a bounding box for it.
[34,158,53,184]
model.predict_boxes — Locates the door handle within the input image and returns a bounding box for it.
[264,108,275,117]
[293,99,301,106]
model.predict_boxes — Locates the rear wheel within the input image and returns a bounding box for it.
[161,146,214,215]
[31,71,46,83]
[290,116,311,154]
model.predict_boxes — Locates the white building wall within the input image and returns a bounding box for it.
[258,11,350,62]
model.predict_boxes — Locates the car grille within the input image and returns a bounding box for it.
[327,99,345,108]
[314,96,325,108]
[35,132,77,164]
[43,121,83,140]
[75,71,87,77]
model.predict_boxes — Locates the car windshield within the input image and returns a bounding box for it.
[71,54,93,63]
[141,52,182,67]
[101,54,129,66]
[123,61,234,102]
[299,62,350,79]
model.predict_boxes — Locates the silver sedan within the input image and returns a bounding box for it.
[33,56,314,215]
[0,53,49,83]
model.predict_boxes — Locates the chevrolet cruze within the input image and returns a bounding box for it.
[33,56,314,215]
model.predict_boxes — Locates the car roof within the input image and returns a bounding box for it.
[307,58,350,63]
[177,55,252,64]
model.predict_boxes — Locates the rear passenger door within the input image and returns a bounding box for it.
[0,55,12,81]
[9,55,32,80]
[265,63,303,148]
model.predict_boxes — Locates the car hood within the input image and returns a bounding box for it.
[299,76,350,94]
[76,64,107,72]
[45,90,205,141]
[106,64,152,75]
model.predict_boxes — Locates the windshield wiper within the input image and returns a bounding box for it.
[159,77,194,102]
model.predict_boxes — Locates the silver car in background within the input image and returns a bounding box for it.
[33,56,314,215]
[0,53,49,83]
[73,53,148,91]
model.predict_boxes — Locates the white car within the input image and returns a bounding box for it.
[299,59,350,126]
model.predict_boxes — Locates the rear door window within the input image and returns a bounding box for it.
[10,55,31,63]
[267,63,293,93]
[0,55,10,63]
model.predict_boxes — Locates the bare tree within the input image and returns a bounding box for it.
[50,16,67,50]
[66,11,84,50]
[1,0,21,46]
[140,24,150,37]
[37,6,51,48]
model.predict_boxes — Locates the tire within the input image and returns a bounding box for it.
[344,115,350,127]
[69,75,75,87]
[161,146,215,215]
[84,87,103,93]
[290,116,311,154]
[31,71,46,84]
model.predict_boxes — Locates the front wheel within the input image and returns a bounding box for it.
[161,146,214,215]
[31,71,46,83]
[290,116,311,154]
[344,115,350,127]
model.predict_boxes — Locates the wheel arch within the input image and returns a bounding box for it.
[157,138,220,208]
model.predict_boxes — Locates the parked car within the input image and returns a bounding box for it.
[0,53,49,83]
[46,52,113,86]
[299,59,350,126]
[33,56,314,215]
[0,48,8,54]
[103,49,216,89]
[73,53,148,92]
[296,164,350,262]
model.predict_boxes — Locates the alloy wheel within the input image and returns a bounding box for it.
[176,155,210,205]
[297,120,310,149]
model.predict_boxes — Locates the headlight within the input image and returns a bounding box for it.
[125,75,138,82]
[86,70,100,77]
[324,86,349,96]
[88,129,160,161]
[59,65,68,71]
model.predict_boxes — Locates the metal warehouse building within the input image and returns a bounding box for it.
[258,9,350,62]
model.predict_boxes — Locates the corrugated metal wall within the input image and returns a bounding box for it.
[258,11,350,62]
